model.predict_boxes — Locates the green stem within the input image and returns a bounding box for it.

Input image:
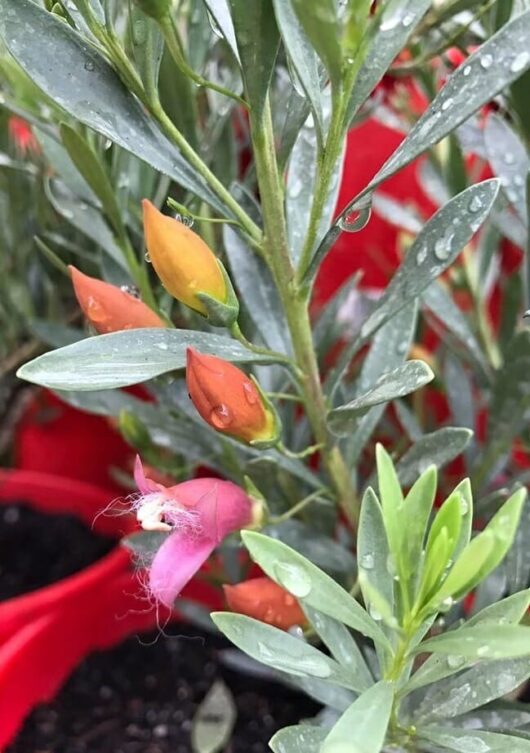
[230,322,298,372]
[159,13,247,107]
[249,98,359,525]
[270,489,329,524]
[152,104,262,243]
[278,441,324,459]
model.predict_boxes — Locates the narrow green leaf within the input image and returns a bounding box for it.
[375,443,403,563]
[223,226,291,354]
[358,487,394,617]
[321,682,394,753]
[346,302,418,464]
[338,11,530,230]
[328,360,433,435]
[290,0,342,87]
[269,725,326,753]
[272,0,323,134]
[484,113,529,226]
[405,589,530,693]
[400,466,436,582]
[229,0,279,119]
[415,658,530,722]
[0,0,227,214]
[263,520,356,574]
[359,181,500,342]
[434,488,526,603]
[396,429,473,488]
[417,624,530,660]
[17,329,275,391]
[419,725,530,753]
[242,531,391,651]
[325,181,500,389]
[59,123,124,237]
[303,606,373,692]
[346,0,431,122]
[211,613,357,688]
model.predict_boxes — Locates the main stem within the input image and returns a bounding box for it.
[249,99,358,524]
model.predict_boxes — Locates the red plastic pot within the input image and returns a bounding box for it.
[0,470,221,749]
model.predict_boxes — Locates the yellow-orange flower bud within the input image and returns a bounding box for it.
[224,577,306,630]
[142,200,230,318]
[186,348,279,445]
[69,266,164,334]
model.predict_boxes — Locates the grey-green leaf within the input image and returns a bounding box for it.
[358,488,394,617]
[321,682,394,753]
[415,658,530,723]
[223,226,291,354]
[290,0,342,87]
[229,0,279,119]
[242,531,391,651]
[484,113,529,226]
[211,613,356,688]
[346,0,431,122]
[272,0,323,133]
[0,0,227,214]
[269,725,327,753]
[17,329,275,391]
[418,725,530,753]
[396,428,473,488]
[417,624,530,661]
[328,360,434,435]
[359,181,500,343]
[303,606,373,691]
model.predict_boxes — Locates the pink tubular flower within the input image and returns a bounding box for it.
[133,456,254,607]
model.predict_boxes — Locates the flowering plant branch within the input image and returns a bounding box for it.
[2,0,530,749]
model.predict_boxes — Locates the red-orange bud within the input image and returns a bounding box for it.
[224,577,306,630]
[186,348,278,444]
[69,266,165,334]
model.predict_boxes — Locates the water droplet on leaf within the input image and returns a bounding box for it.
[273,562,312,598]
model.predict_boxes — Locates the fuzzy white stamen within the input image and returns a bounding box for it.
[135,492,201,534]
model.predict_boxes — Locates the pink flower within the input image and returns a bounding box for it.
[133,456,254,607]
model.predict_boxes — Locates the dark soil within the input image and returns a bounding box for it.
[0,502,116,600]
[9,626,319,753]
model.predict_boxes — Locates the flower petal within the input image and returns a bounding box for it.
[148,531,215,607]
[134,455,160,495]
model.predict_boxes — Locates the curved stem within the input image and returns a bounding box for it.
[270,488,330,524]
[160,14,247,108]
[230,322,300,374]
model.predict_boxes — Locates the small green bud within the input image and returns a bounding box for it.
[134,0,172,20]
[119,410,150,449]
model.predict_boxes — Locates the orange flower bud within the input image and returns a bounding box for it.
[186,348,280,445]
[224,577,306,630]
[69,266,165,334]
[142,200,233,321]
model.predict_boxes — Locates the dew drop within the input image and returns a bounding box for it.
[434,233,454,261]
[480,54,493,69]
[86,296,106,323]
[447,654,466,669]
[242,381,259,405]
[145,252,151,263]
[339,206,372,232]
[416,245,428,266]
[441,97,453,112]
[468,194,483,213]
[210,404,233,429]
[463,65,471,76]
[84,60,95,72]
[401,12,414,27]
[504,152,515,165]
[369,606,382,621]
[156,341,169,351]
[510,51,530,73]
[273,562,312,598]
[360,553,374,570]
